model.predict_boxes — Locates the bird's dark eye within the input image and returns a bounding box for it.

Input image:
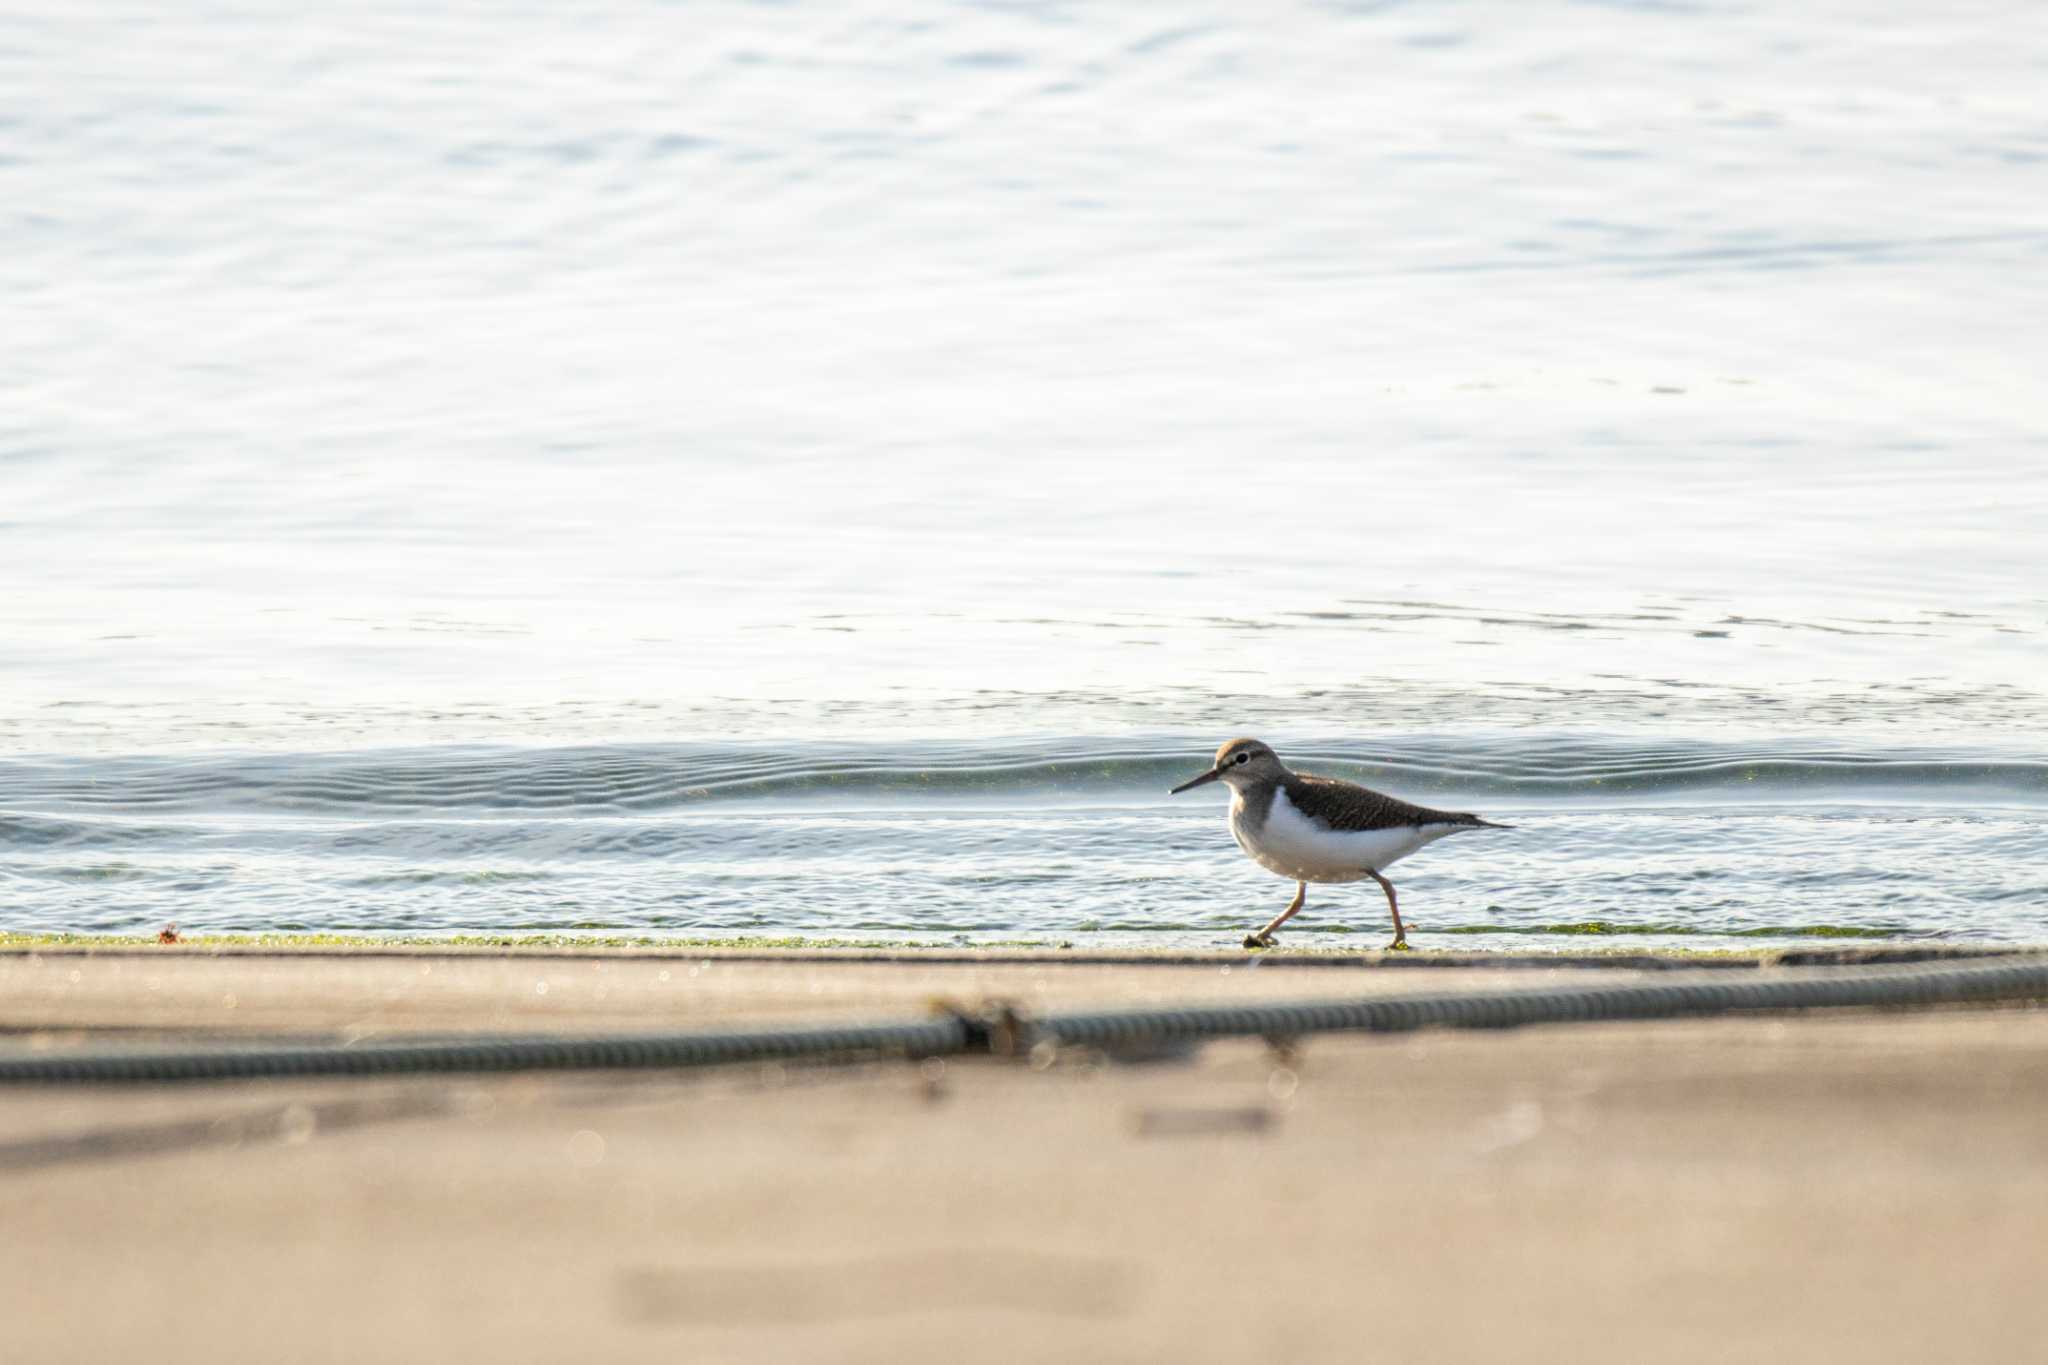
[1235,752,1250,765]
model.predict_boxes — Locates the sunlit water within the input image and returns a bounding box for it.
[4,2,2046,947]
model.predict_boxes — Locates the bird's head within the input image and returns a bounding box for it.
[1169,737,1284,795]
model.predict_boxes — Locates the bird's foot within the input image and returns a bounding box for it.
[1384,937,1412,953]
[1243,932,1276,951]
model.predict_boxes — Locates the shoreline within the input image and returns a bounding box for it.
[3,930,2036,968]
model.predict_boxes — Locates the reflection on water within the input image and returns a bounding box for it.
[3,2,2046,942]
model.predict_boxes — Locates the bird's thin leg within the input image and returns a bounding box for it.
[1369,870,1409,951]
[1244,881,1306,949]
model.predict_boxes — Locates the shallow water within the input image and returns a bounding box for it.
[5,738,2044,948]
[4,2,2046,946]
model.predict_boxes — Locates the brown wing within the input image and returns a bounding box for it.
[1283,772,1488,832]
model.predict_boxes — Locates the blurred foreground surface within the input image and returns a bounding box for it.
[4,950,2045,1363]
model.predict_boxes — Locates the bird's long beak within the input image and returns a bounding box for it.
[1169,767,1222,795]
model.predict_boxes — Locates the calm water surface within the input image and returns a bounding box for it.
[4,2,2045,946]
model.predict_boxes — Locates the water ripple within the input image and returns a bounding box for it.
[3,738,2042,817]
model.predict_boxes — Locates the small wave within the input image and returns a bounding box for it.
[0,736,2043,818]
[0,813,195,847]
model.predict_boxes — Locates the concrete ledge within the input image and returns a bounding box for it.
[5,1007,2047,1363]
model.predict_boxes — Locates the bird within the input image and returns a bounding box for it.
[1169,737,1510,951]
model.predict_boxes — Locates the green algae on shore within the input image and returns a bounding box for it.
[0,931,1070,951]
[1436,921,1910,939]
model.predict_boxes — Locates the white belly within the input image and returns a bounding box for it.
[1231,788,1458,884]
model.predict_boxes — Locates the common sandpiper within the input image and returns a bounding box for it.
[1170,737,1511,951]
